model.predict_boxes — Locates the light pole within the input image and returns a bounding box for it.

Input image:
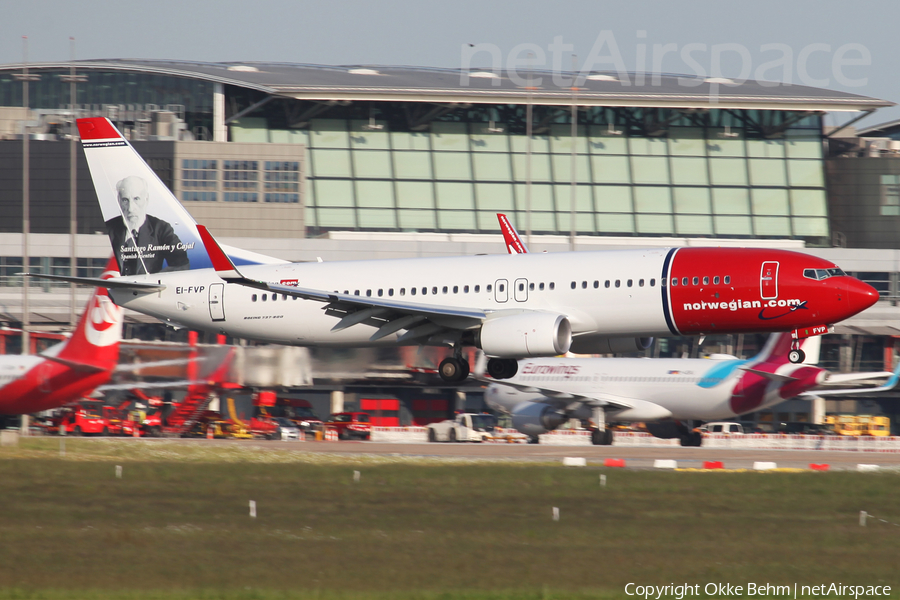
[60,38,87,329]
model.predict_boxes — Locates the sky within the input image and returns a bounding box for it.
[2,0,899,127]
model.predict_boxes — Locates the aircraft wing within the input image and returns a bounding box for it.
[197,225,489,344]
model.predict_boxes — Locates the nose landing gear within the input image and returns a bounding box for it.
[788,330,806,364]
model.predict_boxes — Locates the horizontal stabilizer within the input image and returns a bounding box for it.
[22,272,165,292]
[38,354,108,373]
[741,367,797,383]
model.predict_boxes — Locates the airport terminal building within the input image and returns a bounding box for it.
[0,59,898,427]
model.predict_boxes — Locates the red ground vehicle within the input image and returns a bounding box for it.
[120,409,163,437]
[248,416,279,439]
[48,402,123,436]
[324,412,371,440]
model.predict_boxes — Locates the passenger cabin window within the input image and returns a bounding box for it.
[453,286,458,293]
[582,281,587,289]
[475,285,480,292]
[627,279,633,287]
[571,281,576,289]
[389,289,394,296]
[615,280,621,288]
[703,276,709,285]
[262,294,268,301]
[639,279,644,287]
[549,282,555,290]
[411,288,416,295]
[692,277,699,285]
[366,290,372,297]
[714,276,720,284]
[400,288,405,296]
[422,287,427,295]
[432,287,438,295]
[529,283,535,291]
[539,283,544,290]
[682,277,688,286]
[442,286,448,294]
[605,280,610,288]
[354,290,360,296]
[487,284,493,292]
[724,276,731,284]
[671,278,677,286]
[464,285,469,293]
[593,281,599,288]
[252,294,257,302]
[378,289,383,297]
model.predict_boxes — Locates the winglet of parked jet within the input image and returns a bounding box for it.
[497,213,529,254]
[196,224,245,281]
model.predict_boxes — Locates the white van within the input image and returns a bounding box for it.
[699,422,745,434]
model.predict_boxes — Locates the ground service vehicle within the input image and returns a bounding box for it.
[49,404,119,436]
[825,415,891,436]
[699,422,745,434]
[427,413,497,443]
[272,417,301,441]
[324,412,371,440]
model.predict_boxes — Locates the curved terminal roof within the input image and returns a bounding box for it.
[0,59,892,112]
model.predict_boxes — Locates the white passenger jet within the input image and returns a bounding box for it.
[31,117,878,384]
[484,332,900,446]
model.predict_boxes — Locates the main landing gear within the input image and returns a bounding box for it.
[486,358,518,380]
[438,355,470,383]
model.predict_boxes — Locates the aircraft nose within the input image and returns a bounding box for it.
[845,277,879,313]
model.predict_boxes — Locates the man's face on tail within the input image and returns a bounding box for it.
[116,176,149,231]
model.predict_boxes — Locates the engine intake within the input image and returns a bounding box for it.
[510,401,568,437]
[478,312,572,358]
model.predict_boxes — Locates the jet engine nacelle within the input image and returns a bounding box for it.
[569,335,653,355]
[478,312,572,358]
[510,401,568,437]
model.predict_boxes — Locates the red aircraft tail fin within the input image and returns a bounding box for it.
[497,213,529,254]
[53,256,123,372]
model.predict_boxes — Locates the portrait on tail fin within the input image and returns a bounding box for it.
[106,175,190,275]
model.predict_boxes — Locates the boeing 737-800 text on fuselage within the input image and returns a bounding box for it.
[31,117,878,383]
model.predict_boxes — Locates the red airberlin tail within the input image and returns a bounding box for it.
[52,257,123,372]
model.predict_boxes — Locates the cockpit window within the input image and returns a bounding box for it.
[804,267,847,281]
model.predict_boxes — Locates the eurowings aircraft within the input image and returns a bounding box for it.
[37,117,878,384]
[484,332,900,446]
[0,258,123,415]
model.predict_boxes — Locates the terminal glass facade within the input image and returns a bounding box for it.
[232,106,828,243]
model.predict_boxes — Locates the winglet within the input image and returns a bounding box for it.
[497,213,529,254]
[196,225,244,280]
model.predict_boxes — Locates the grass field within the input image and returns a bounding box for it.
[0,439,898,599]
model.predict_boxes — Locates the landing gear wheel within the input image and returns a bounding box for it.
[788,349,806,364]
[592,429,614,446]
[680,431,703,447]
[438,357,470,382]
[487,358,518,380]
[449,429,457,443]
[72,426,82,437]
[428,428,436,442]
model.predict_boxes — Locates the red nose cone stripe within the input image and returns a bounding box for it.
[77,117,122,140]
